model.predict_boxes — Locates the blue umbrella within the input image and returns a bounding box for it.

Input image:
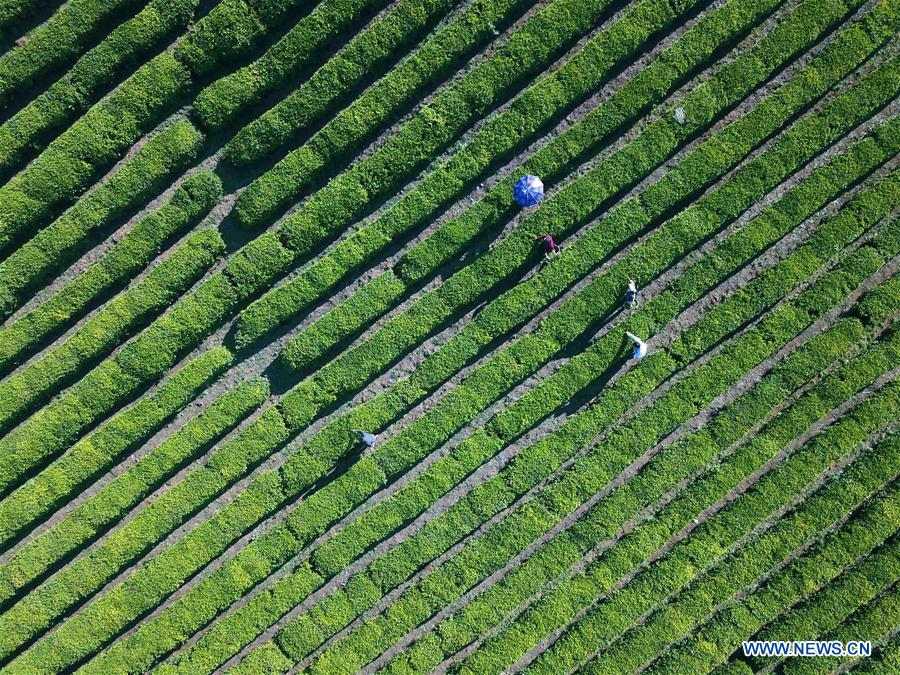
[513,175,544,207]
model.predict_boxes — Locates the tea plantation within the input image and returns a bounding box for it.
[0,0,897,672]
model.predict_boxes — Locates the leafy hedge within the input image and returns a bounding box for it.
[0,52,193,251]
[0,0,308,252]
[273,184,900,675]
[0,0,199,176]
[786,584,900,673]
[231,0,621,226]
[484,383,900,675]
[0,171,221,374]
[0,228,224,440]
[0,0,147,104]
[648,505,900,673]
[82,91,900,673]
[464,315,900,672]
[176,122,900,674]
[0,119,205,319]
[570,439,900,675]
[747,539,900,668]
[582,441,900,674]
[0,347,233,561]
[382,320,888,674]
[269,0,897,366]
[0,372,268,607]
[0,0,790,531]
[234,0,782,348]
[197,0,450,131]
[0,0,60,37]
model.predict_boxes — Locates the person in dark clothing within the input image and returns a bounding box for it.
[536,233,560,259]
[625,279,639,308]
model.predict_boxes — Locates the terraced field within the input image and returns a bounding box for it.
[0,0,897,672]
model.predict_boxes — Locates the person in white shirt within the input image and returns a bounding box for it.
[625,331,648,360]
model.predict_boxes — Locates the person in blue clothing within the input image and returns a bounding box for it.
[625,331,648,360]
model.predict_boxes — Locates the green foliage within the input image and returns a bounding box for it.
[231,0,609,225]
[0,0,199,174]
[288,193,900,675]
[106,67,900,674]
[650,488,900,673]
[0,373,268,610]
[0,347,234,558]
[194,0,423,130]
[234,0,776,348]
[0,0,147,103]
[0,228,223,437]
[174,0,265,77]
[467,361,900,674]
[0,120,205,318]
[0,52,193,250]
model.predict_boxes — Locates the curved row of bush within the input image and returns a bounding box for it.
[271,0,897,370]
[255,180,900,675]
[0,0,60,37]
[0,340,267,562]
[241,284,889,672]
[165,122,900,674]
[0,119,205,320]
[0,3,884,664]
[233,0,782,348]
[0,0,148,105]
[748,542,900,670]
[83,108,900,673]
[0,347,234,556]
[0,370,268,609]
[227,0,539,179]
[48,28,900,670]
[380,317,885,674]
[462,309,900,672]
[192,0,384,130]
[0,52,193,253]
[582,438,900,674]
[208,0,462,143]
[0,171,221,374]
[0,228,224,441]
[0,0,199,177]
[0,0,313,253]
[646,500,900,674]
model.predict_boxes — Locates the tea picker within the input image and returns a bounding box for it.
[625,279,639,308]
[536,233,560,259]
[353,429,377,449]
[625,331,648,360]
